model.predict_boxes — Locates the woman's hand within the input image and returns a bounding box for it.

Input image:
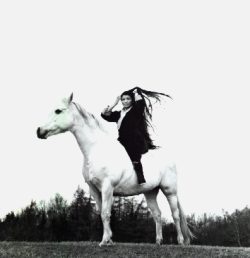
[102,95,120,115]
[114,95,121,104]
[133,88,142,101]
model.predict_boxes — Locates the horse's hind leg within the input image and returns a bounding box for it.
[144,188,163,245]
[164,193,184,245]
[161,182,184,245]
[168,194,185,245]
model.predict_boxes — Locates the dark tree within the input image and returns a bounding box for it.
[0,187,249,246]
[68,186,93,240]
[46,193,69,241]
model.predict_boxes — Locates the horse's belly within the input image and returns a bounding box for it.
[113,187,141,197]
[113,180,160,197]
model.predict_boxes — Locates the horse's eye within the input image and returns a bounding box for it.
[55,109,62,114]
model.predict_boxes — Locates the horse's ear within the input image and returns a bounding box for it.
[68,93,73,104]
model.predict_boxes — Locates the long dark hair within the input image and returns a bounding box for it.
[123,86,172,149]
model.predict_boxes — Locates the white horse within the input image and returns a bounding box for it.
[37,93,193,246]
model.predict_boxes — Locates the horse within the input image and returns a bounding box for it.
[37,93,193,246]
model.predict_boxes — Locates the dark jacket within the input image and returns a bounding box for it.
[101,100,149,154]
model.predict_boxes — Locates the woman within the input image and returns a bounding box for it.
[101,87,171,185]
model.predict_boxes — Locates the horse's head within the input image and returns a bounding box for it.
[37,93,75,139]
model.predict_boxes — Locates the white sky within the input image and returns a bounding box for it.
[0,1,249,220]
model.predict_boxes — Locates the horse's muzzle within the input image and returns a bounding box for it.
[37,127,48,139]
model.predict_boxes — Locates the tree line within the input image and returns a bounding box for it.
[0,186,249,247]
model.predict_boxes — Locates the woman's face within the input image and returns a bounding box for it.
[121,94,133,109]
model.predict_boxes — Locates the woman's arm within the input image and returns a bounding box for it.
[101,95,120,116]
[101,110,120,122]
[101,95,121,122]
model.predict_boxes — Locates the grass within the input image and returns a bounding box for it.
[0,241,249,258]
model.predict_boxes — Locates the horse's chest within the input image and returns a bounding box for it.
[82,161,100,184]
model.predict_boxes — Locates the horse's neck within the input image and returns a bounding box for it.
[70,123,106,160]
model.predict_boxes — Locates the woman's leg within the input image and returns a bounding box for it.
[132,160,146,184]
[124,145,146,184]
[122,143,146,184]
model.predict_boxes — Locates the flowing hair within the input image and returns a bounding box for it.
[124,86,172,149]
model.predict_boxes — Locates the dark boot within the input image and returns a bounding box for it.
[132,161,146,184]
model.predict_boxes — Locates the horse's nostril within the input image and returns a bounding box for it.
[37,127,41,138]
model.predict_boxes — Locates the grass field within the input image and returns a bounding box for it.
[0,242,249,258]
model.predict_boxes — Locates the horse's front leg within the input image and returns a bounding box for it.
[99,180,114,247]
[89,183,102,214]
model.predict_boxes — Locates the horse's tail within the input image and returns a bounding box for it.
[177,199,195,245]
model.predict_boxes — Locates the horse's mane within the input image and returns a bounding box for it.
[72,102,106,132]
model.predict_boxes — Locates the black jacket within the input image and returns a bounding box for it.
[101,100,149,154]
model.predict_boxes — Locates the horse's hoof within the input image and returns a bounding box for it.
[177,241,185,246]
[107,239,114,246]
[156,239,163,245]
[177,236,184,245]
[99,241,106,247]
[99,239,114,247]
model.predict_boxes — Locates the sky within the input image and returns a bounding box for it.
[0,1,249,220]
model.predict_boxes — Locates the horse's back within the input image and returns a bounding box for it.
[112,147,177,196]
[143,147,177,183]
